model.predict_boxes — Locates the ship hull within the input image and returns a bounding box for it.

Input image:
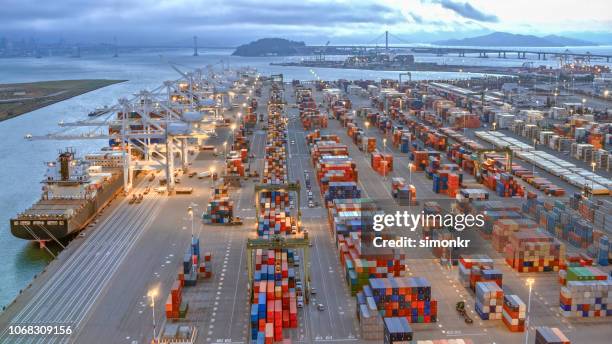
[10,172,123,241]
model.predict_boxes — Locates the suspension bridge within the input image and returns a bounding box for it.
[308,31,612,63]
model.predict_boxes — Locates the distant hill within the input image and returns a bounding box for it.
[434,32,595,47]
[232,38,306,57]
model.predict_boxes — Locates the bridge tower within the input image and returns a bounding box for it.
[385,30,389,51]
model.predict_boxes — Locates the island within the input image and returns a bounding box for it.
[232,38,308,57]
[0,79,126,122]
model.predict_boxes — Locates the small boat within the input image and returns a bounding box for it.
[88,106,110,117]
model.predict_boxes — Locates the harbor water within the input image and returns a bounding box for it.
[0,46,610,308]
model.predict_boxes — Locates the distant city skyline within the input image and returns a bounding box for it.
[1,0,611,46]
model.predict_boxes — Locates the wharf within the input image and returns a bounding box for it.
[272,61,520,76]
[0,79,610,344]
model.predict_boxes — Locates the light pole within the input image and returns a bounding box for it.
[365,121,370,136]
[582,98,586,114]
[223,141,227,157]
[591,161,596,198]
[408,163,413,185]
[492,122,497,131]
[383,138,387,180]
[187,204,198,239]
[532,139,537,175]
[524,278,534,344]
[231,124,237,148]
[148,288,159,343]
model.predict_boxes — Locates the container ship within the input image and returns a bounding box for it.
[10,148,123,245]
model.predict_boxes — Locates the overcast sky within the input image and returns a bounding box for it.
[1,0,611,45]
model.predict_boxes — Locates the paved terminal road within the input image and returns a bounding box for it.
[287,114,360,342]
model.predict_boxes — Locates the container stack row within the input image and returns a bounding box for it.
[202,195,234,224]
[432,170,461,197]
[166,238,210,320]
[457,255,499,291]
[502,294,526,332]
[165,280,187,320]
[391,177,416,206]
[338,233,406,295]
[226,157,245,176]
[257,191,298,237]
[262,109,288,185]
[535,327,571,344]
[368,277,438,323]
[371,151,394,176]
[250,249,298,342]
[356,290,384,341]
[559,266,612,318]
[491,218,539,252]
[504,229,564,273]
[475,281,504,320]
[383,317,413,344]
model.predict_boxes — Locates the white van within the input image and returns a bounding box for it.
[197,171,212,179]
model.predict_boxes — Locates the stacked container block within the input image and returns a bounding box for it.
[340,233,406,295]
[535,327,571,344]
[504,229,564,272]
[559,266,612,317]
[475,281,503,320]
[457,255,500,291]
[356,290,384,340]
[383,317,413,344]
[371,151,393,176]
[369,277,438,323]
[257,190,298,238]
[502,294,526,332]
[202,197,234,224]
[251,249,298,342]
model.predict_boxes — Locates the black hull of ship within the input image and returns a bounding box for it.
[10,173,123,241]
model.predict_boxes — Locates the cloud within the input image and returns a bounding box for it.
[0,0,406,44]
[430,0,498,22]
[408,12,424,24]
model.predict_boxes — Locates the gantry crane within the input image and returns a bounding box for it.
[23,65,246,194]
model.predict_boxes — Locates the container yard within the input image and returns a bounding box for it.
[1,66,611,344]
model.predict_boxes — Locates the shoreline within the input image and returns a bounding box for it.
[271,61,520,76]
[0,79,127,122]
